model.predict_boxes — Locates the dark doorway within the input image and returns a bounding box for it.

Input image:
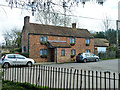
[50,48,55,62]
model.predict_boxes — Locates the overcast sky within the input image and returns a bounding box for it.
[0,0,119,45]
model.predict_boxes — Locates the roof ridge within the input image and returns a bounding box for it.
[30,23,87,31]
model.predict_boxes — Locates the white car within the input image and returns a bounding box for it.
[1,54,35,68]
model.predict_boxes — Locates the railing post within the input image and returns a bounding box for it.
[63,68,66,89]
[113,73,115,90]
[58,68,60,89]
[109,72,111,90]
[100,72,102,90]
[69,68,72,89]
[66,68,69,89]
[55,67,57,88]
[76,70,79,90]
[73,69,76,89]
[92,71,94,89]
[60,68,63,88]
[104,72,106,90]
[118,73,120,90]
[88,70,90,90]
[80,70,83,89]
[96,71,98,89]
[84,70,86,90]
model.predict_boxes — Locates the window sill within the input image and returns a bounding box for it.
[70,43,75,46]
[40,55,47,58]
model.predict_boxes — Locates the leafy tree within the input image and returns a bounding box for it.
[93,31,105,38]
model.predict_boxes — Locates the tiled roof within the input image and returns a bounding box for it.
[28,23,93,38]
[94,38,109,47]
[48,42,71,48]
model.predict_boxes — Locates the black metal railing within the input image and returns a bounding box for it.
[2,65,120,89]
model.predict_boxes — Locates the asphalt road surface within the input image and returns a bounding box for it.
[47,59,119,73]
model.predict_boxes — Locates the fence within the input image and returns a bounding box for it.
[2,65,120,89]
[94,51,116,59]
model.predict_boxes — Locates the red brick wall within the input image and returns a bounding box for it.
[56,48,71,62]
[29,34,94,62]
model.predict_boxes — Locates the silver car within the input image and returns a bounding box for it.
[0,54,35,68]
[76,53,99,63]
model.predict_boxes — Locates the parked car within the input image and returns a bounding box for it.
[0,54,35,68]
[76,53,99,63]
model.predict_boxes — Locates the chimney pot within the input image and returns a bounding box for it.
[72,23,76,29]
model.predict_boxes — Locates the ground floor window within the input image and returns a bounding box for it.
[61,49,65,56]
[40,49,47,55]
[71,49,76,55]
[85,49,90,53]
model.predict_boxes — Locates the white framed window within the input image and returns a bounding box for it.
[71,49,76,55]
[85,39,90,44]
[40,36,47,42]
[69,38,75,44]
[40,49,47,55]
[61,49,65,56]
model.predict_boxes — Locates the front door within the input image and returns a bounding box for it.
[50,48,55,62]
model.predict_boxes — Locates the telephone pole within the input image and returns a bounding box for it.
[116,20,120,57]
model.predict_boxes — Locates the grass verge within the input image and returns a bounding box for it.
[2,80,48,90]
[101,58,120,60]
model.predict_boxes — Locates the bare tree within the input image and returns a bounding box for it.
[103,15,111,32]
[3,28,21,48]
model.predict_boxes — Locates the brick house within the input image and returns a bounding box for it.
[22,16,94,63]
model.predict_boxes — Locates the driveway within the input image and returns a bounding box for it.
[47,59,119,73]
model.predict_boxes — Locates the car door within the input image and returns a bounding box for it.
[90,53,94,61]
[15,54,27,65]
[85,53,91,61]
[7,55,16,65]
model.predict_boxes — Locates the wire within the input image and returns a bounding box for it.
[0,3,116,21]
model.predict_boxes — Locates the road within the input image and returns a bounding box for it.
[47,59,119,73]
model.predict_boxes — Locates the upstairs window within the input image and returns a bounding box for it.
[61,50,65,56]
[40,36,47,42]
[85,39,90,46]
[69,38,75,45]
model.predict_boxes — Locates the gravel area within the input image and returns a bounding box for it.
[47,59,119,73]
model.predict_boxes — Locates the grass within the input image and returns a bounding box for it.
[2,80,48,90]
[101,58,120,60]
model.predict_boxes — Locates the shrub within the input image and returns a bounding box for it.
[19,53,29,58]
[40,41,48,45]
[70,43,75,46]
[71,55,75,58]
[40,55,47,58]
[86,43,90,46]
[71,59,75,62]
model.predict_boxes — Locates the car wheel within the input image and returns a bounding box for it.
[3,63,10,68]
[27,62,32,67]
[83,59,87,63]
[95,58,99,62]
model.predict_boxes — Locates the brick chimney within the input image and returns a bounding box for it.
[72,23,76,30]
[24,16,30,26]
